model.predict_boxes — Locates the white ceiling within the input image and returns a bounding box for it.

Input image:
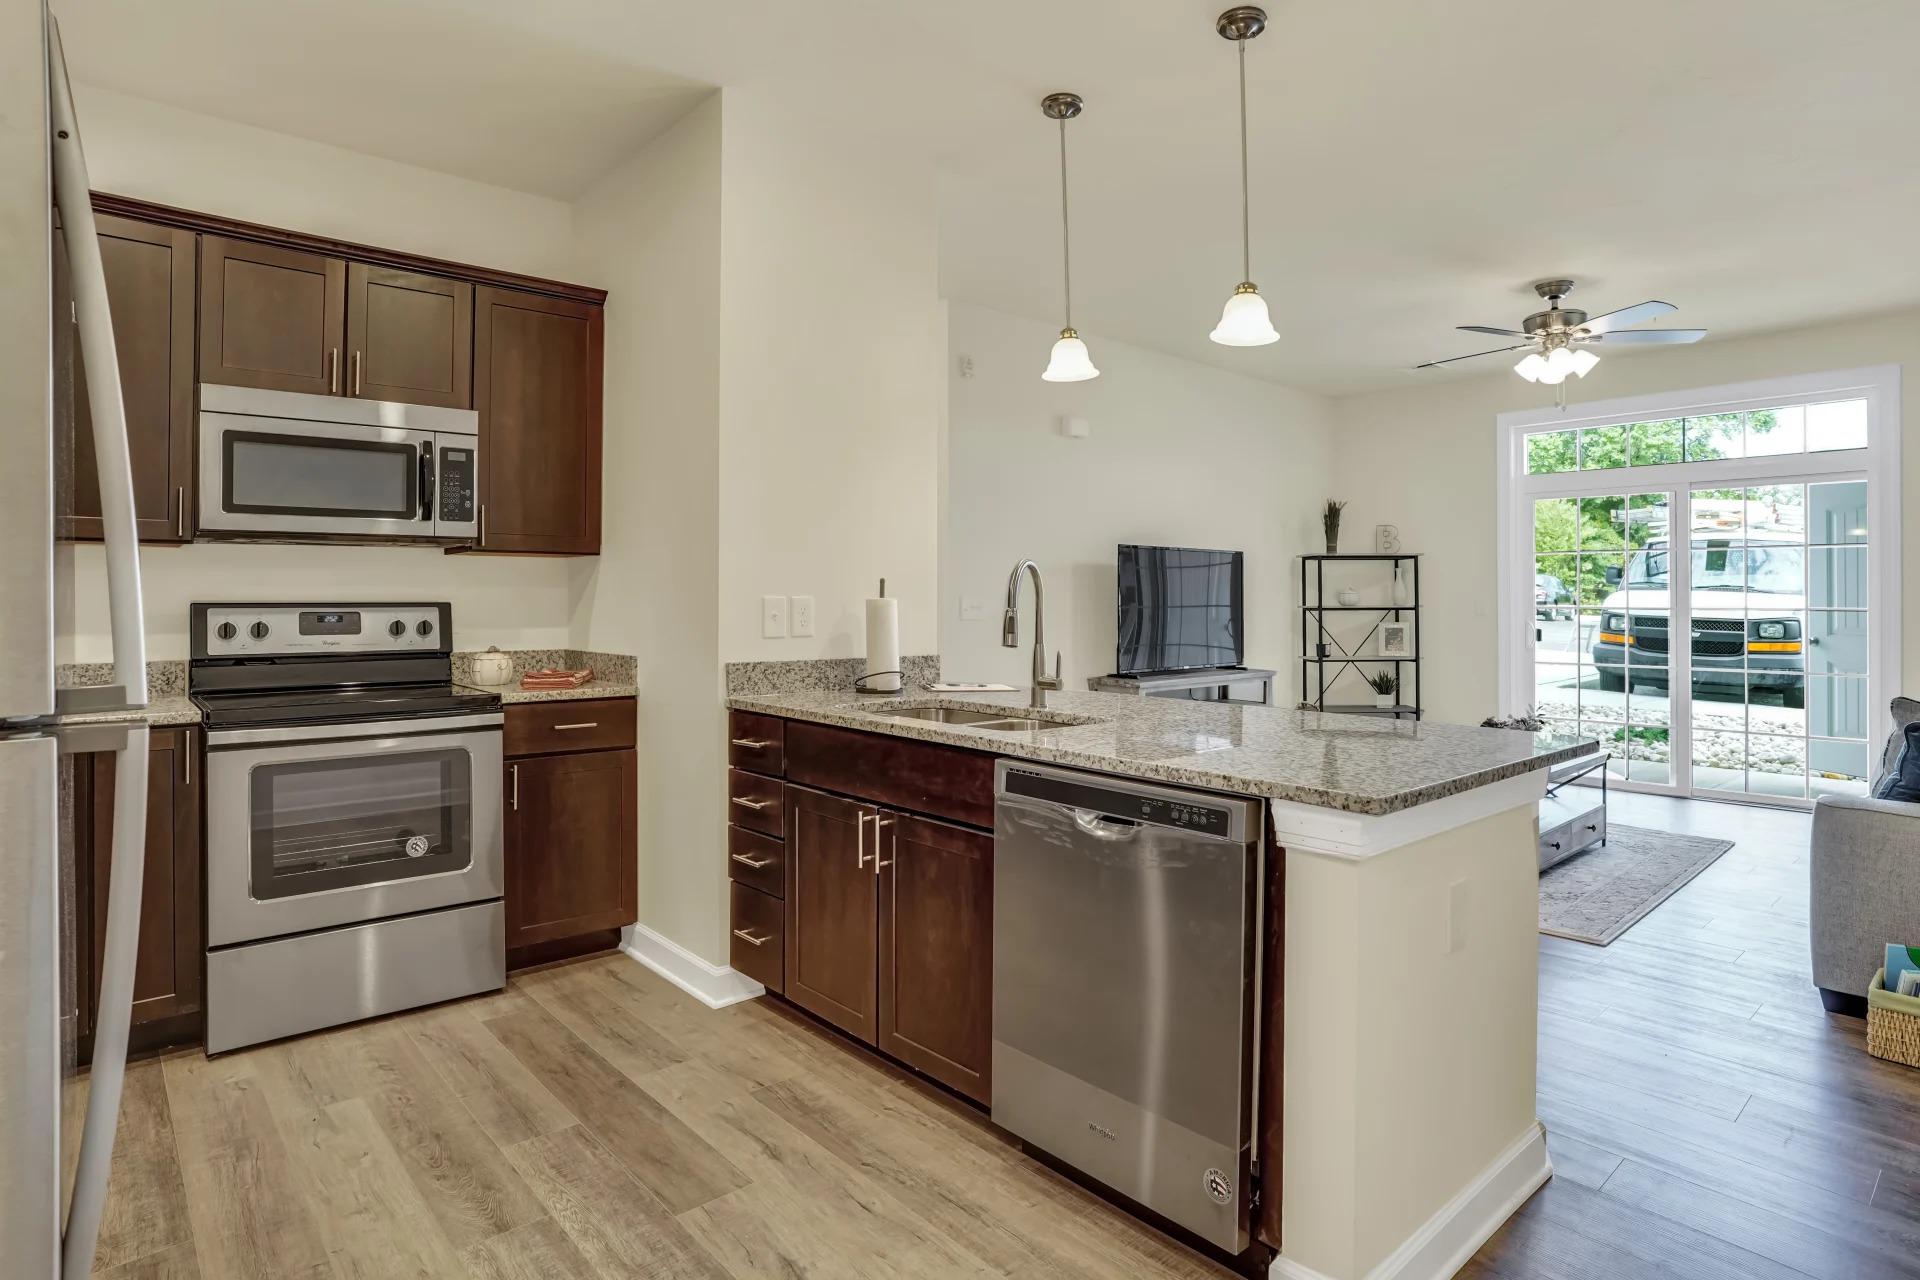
[58,0,1920,395]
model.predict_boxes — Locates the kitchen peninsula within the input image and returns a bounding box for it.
[723,685,1595,1280]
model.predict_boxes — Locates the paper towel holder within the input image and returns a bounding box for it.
[854,577,904,695]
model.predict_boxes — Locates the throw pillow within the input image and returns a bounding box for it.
[1875,722,1920,803]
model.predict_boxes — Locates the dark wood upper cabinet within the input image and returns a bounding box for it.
[472,286,604,555]
[199,235,345,396]
[784,784,879,1044]
[878,812,993,1104]
[504,747,636,950]
[58,214,196,543]
[86,727,203,1031]
[346,263,473,409]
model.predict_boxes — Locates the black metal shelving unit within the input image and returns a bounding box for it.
[1300,553,1422,720]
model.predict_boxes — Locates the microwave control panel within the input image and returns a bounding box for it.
[438,446,475,523]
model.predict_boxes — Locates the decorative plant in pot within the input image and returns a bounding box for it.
[1323,500,1347,555]
[1366,669,1399,709]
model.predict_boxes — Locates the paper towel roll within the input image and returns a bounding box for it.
[863,595,902,692]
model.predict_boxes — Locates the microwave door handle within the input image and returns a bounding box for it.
[419,440,435,522]
[49,16,147,715]
[56,724,151,1280]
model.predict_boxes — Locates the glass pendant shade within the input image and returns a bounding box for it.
[1042,329,1099,382]
[1210,284,1280,346]
[1567,347,1600,377]
[1514,351,1548,382]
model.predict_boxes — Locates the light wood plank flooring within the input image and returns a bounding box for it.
[87,791,1920,1279]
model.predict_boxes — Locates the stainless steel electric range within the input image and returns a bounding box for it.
[190,602,505,1053]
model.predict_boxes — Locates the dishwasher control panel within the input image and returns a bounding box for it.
[1000,765,1238,837]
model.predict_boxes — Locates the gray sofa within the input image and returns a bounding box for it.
[1811,696,1920,1015]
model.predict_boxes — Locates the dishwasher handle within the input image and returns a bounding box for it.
[1071,809,1142,841]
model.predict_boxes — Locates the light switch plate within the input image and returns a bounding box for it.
[761,595,788,639]
[790,595,815,637]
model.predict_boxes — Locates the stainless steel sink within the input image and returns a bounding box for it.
[879,705,1067,733]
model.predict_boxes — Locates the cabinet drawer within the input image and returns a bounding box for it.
[728,825,785,898]
[1538,807,1603,872]
[728,711,786,775]
[785,721,994,829]
[504,698,635,757]
[729,882,783,992]
[728,769,784,837]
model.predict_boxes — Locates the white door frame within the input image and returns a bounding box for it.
[1495,364,1903,801]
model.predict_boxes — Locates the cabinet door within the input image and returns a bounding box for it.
[346,263,473,409]
[472,286,603,554]
[88,727,202,1027]
[200,235,345,395]
[505,749,636,949]
[784,784,878,1044]
[878,812,993,1102]
[59,215,196,542]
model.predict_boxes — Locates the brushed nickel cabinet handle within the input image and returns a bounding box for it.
[731,737,771,749]
[873,815,893,872]
[351,349,363,396]
[175,486,186,539]
[510,763,520,811]
[856,811,876,867]
[181,729,191,787]
[732,928,772,947]
[552,722,599,731]
[731,796,772,811]
[731,853,775,869]
[328,347,340,394]
[479,503,487,548]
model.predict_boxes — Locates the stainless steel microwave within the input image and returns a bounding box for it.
[198,384,479,542]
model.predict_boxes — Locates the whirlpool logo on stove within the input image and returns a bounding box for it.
[1087,1121,1118,1142]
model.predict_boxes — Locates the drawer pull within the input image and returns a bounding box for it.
[732,928,773,947]
[552,721,599,731]
[731,852,775,869]
[731,737,772,749]
[731,796,773,811]
[1546,840,1562,851]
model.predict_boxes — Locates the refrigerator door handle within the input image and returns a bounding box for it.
[55,724,149,1280]
[48,15,146,716]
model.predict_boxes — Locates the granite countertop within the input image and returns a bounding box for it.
[54,694,202,729]
[490,677,637,704]
[726,687,1596,816]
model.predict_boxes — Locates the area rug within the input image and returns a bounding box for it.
[1538,824,1735,946]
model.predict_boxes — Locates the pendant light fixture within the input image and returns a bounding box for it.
[1209,7,1279,347]
[1040,92,1098,382]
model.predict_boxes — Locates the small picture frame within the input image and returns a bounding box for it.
[1378,621,1413,658]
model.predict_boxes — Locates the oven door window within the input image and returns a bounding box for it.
[248,748,472,899]
[224,430,419,520]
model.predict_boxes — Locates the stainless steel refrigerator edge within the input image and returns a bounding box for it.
[993,760,1264,1253]
[3,8,153,1279]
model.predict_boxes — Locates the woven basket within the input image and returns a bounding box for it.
[1868,968,1920,1069]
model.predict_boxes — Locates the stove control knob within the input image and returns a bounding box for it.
[248,621,270,641]
[416,619,434,637]
[388,620,407,638]
[215,622,238,641]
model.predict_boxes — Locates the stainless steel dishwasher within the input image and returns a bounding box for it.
[993,759,1265,1252]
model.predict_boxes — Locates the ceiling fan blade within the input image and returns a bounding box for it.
[1588,328,1708,345]
[1414,343,1531,370]
[1458,325,1525,336]
[1580,300,1676,334]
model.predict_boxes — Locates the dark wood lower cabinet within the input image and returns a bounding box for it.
[505,746,636,953]
[783,784,879,1043]
[79,726,203,1048]
[879,813,993,1103]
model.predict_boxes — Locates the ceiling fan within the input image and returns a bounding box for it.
[1416,279,1707,386]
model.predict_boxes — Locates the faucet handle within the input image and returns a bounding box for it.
[1040,652,1064,691]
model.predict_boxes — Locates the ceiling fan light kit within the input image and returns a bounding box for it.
[1039,91,1099,382]
[1210,7,1280,347]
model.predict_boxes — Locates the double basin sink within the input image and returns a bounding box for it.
[874,702,1100,735]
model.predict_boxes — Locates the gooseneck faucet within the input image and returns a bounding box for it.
[1003,558,1063,708]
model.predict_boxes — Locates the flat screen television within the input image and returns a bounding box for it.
[1115,544,1245,676]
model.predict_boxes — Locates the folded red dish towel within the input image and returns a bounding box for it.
[520,667,593,690]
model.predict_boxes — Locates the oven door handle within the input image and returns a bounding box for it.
[418,440,434,523]
[206,711,504,747]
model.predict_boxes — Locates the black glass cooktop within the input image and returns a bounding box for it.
[194,682,501,730]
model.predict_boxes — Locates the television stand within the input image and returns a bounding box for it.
[1086,667,1275,706]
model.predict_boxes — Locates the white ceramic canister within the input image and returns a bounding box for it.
[471,646,512,686]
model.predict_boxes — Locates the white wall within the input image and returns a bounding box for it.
[715,90,943,663]
[942,302,1335,691]
[57,87,585,664]
[1333,310,1920,724]
[569,96,727,965]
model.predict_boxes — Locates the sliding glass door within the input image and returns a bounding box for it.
[1506,375,1894,809]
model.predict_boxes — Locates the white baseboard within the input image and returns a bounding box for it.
[620,924,765,1010]
[1271,1122,1551,1280]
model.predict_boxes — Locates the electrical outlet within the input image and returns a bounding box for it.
[1447,878,1470,953]
[761,595,788,639]
[790,595,815,637]
[959,595,986,622]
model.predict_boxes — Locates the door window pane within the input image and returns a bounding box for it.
[1534,498,1578,553]
[1807,399,1867,452]
[1807,611,1868,674]
[1578,553,1624,607]
[1745,405,1804,456]
[1628,419,1683,466]
[1808,675,1869,742]
[1533,663,1581,724]
[1579,496,1626,547]
[1809,481,1867,545]
[1809,547,1868,609]
[1810,739,1870,798]
[1744,735,1807,798]
[1743,484,1804,543]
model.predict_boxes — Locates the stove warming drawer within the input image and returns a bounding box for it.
[206,900,503,1053]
